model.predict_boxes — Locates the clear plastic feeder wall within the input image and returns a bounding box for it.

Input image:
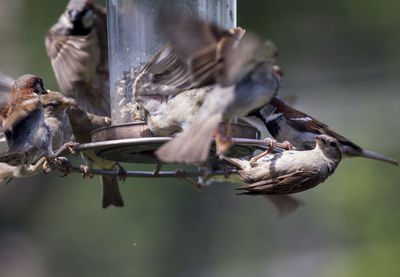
[107,0,237,123]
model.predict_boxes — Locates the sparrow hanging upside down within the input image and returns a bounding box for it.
[223,135,343,195]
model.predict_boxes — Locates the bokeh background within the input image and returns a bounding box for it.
[0,0,400,276]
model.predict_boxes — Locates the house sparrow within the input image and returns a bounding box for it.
[0,74,53,165]
[45,0,109,116]
[67,105,124,208]
[0,73,77,152]
[134,44,212,136]
[222,135,342,197]
[41,90,76,150]
[153,15,280,163]
[248,96,399,166]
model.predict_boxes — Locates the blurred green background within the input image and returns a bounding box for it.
[0,0,400,276]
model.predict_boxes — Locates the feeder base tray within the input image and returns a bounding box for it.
[77,122,261,163]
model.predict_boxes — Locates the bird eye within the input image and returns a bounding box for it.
[329,141,337,147]
[45,102,59,108]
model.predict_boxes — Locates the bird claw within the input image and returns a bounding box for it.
[249,138,278,167]
[249,158,258,167]
[42,160,55,175]
[54,157,73,177]
[80,165,93,179]
[264,138,277,152]
[116,162,127,182]
[54,142,79,157]
[174,168,185,178]
[282,140,296,151]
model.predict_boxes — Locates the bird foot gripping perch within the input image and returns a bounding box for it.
[116,162,127,182]
[248,139,295,167]
[29,141,79,175]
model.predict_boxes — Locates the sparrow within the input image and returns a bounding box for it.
[0,73,77,151]
[0,74,53,165]
[152,14,280,163]
[222,135,343,196]
[248,96,399,166]
[67,105,124,208]
[45,0,109,116]
[41,90,76,150]
[134,45,212,136]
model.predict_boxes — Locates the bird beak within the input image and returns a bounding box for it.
[60,97,77,108]
[315,135,326,146]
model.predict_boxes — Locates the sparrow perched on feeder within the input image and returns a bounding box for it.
[41,90,76,150]
[248,96,399,166]
[67,105,125,208]
[222,135,343,196]
[152,14,280,163]
[45,0,109,116]
[0,74,54,165]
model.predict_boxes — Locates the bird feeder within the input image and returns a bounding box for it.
[82,0,267,167]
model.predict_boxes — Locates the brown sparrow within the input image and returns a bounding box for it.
[153,15,280,163]
[222,135,342,196]
[67,105,124,208]
[248,96,399,166]
[0,73,76,152]
[45,0,109,116]
[0,75,81,184]
[41,90,76,150]
[0,74,53,165]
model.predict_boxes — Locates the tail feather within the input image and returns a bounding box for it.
[101,175,124,208]
[357,149,399,166]
[262,195,304,217]
[156,112,222,163]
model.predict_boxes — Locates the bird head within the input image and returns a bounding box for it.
[65,0,95,34]
[11,75,47,97]
[41,90,76,117]
[315,135,343,162]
